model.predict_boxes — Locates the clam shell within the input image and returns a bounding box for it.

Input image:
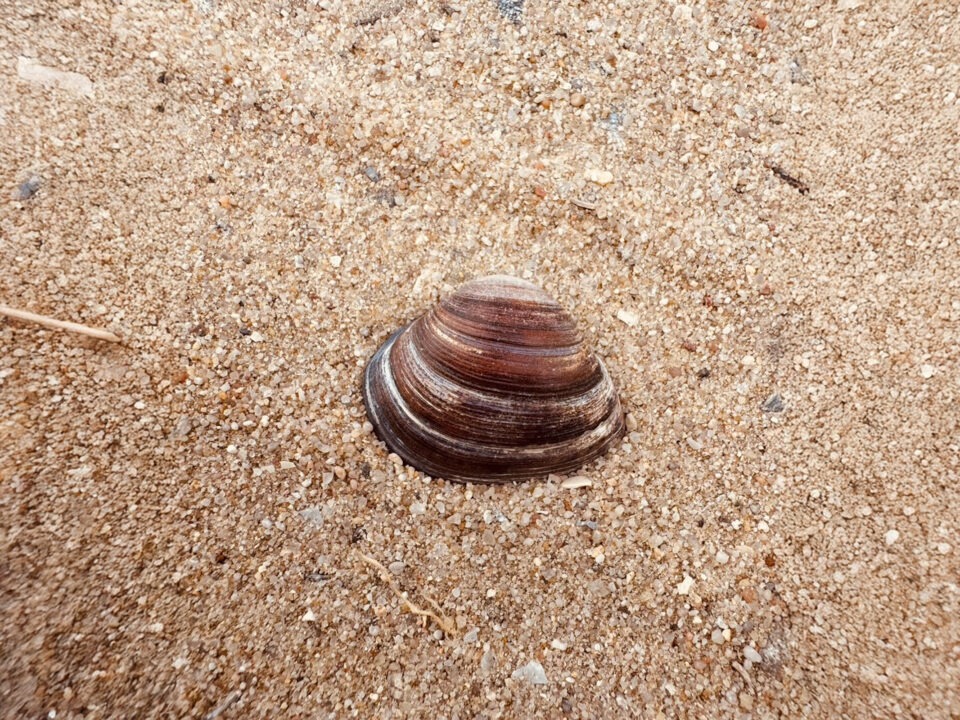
[362,275,625,483]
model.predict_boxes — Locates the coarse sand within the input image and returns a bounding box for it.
[2,1,958,718]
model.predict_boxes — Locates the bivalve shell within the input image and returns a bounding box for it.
[362,275,625,483]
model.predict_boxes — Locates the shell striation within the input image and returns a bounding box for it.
[362,275,625,483]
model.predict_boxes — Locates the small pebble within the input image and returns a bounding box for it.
[587,545,605,564]
[762,393,785,413]
[495,0,524,23]
[561,475,592,489]
[388,561,405,574]
[677,575,695,595]
[329,255,343,268]
[15,174,41,200]
[172,417,192,438]
[616,309,639,327]
[302,609,317,623]
[480,649,498,673]
[584,168,614,186]
[920,364,936,379]
[299,507,324,528]
[512,660,548,685]
[463,628,479,643]
[17,56,93,97]
[884,529,900,546]
[570,92,586,108]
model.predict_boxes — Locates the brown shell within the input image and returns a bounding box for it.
[362,275,625,483]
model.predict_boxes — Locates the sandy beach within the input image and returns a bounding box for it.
[2,1,958,717]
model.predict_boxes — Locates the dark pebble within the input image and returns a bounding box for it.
[762,393,785,413]
[496,0,524,23]
[16,175,41,200]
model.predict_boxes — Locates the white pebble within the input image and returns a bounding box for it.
[616,309,639,327]
[561,475,592,489]
[584,168,614,186]
[302,608,317,622]
[463,628,479,643]
[715,550,729,564]
[744,646,763,664]
[329,255,343,268]
[480,649,498,672]
[884,529,900,546]
[512,660,548,685]
[550,639,568,650]
[920,364,936,379]
[17,56,93,97]
[677,575,695,595]
[936,543,951,554]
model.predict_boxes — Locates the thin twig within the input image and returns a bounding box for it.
[570,197,597,211]
[358,552,455,635]
[205,690,241,720]
[0,304,121,342]
[731,661,755,693]
[764,160,810,195]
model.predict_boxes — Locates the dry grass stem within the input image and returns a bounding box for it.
[358,552,455,635]
[204,689,241,720]
[0,304,121,342]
